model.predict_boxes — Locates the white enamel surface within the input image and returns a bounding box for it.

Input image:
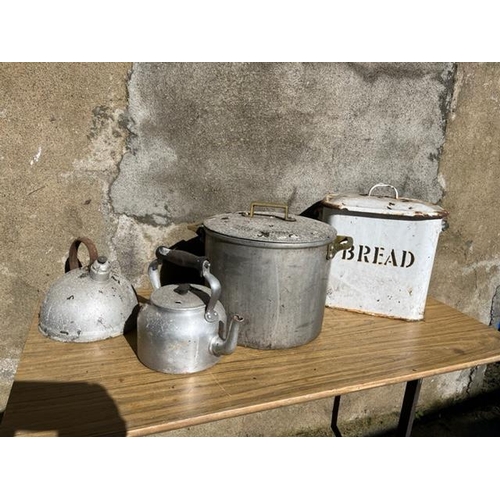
[323,209,444,320]
[322,193,447,218]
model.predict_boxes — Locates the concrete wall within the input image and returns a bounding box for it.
[429,63,500,326]
[0,62,132,405]
[1,62,497,435]
[111,62,452,227]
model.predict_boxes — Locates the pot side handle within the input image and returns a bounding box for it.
[328,235,354,260]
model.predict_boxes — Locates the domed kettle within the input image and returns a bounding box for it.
[39,237,139,342]
[137,246,244,374]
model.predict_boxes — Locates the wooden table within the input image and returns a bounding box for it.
[2,292,500,437]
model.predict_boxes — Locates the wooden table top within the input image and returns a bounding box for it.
[2,293,500,436]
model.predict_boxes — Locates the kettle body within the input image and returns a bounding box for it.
[137,248,243,374]
[39,237,138,343]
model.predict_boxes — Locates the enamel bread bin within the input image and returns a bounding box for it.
[320,183,448,321]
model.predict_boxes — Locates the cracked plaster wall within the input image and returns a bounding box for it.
[1,62,492,433]
[0,63,132,410]
[429,63,500,329]
[111,62,454,232]
[110,62,457,291]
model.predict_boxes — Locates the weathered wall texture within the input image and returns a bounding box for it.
[111,63,453,229]
[0,62,132,407]
[430,63,500,326]
[2,62,493,435]
[109,62,456,291]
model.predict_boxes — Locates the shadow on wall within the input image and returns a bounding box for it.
[159,228,206,286]
[159,203,323,287]
[0,381,127,436]
[490,285,500,331]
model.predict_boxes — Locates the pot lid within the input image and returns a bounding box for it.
[151,283,211,312]
[203,203,336,246]
[321,184,448,219]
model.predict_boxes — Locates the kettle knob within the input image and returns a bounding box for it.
[174,283,191,295]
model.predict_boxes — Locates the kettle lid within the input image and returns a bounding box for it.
[150,283,212,312]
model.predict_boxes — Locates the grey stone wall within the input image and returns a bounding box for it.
[109,62,455,286]
[429,63,500,326]
[111,62,453,225]
[0,63,132,408]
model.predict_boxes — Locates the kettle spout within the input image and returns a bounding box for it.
[211,314,244,356]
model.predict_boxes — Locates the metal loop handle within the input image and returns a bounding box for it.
[201,261,221,323]
[246,202,296,221]
[154,247,220,322]
[368,183,399,199]
[68,237,99,271]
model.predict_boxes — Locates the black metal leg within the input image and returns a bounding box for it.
[330,395,342,437]
[396,379,422,437]
[331,380,422,437]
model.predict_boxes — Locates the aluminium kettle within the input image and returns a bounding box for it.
[137,247,244,374]
[39,237,139,342]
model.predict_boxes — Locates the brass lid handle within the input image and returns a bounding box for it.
[246,202,296,221]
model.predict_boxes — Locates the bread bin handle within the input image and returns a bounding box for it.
[368,183,399,199]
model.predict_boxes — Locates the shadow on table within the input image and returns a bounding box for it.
[122,294,150,357]
[0,381,127,437]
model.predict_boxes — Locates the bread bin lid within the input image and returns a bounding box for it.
[322,183,448,220]
[203,202,336,247]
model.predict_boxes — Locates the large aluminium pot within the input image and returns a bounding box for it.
[202,202,352,350]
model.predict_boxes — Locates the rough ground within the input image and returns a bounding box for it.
[294,362,500,437]
[409,361,500,437]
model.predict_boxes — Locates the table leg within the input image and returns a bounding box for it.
[331,379,423,437]
[396,379,422,437]
[330,395,342,437]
